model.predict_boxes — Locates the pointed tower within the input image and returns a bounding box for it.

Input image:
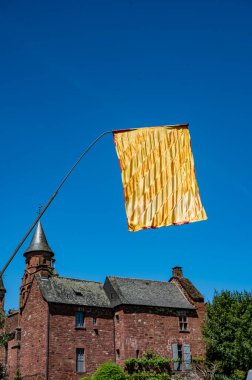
[20,221,55,308]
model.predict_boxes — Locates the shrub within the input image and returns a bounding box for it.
[126,374,171,380]
[232,370,246,380]
[92,362,126,380]
[213,369,246,380]
[80,376,93,380]
[125,352,171,375]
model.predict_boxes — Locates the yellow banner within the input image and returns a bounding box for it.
[113,125,207,232]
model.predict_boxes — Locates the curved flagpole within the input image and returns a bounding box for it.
[0,130,113,277]
[0,123,188,277]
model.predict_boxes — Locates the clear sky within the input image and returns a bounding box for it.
[0,0,251,311]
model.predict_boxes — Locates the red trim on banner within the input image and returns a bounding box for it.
[112,124,189,134]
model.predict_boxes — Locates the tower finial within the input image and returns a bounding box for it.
[37,204,43,216]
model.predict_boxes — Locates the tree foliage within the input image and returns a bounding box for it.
[203,290,252,376]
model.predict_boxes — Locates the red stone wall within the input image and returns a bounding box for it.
[169,277,206,357]
[1,272,206,379]
[6,339,19,379]
[48,304,115,380]
[5,312,19,334]
[19,278,49,380]
[114,305,205,366]
[3,312,20,378]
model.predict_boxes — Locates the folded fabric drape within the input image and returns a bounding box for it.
[113,125,207,232]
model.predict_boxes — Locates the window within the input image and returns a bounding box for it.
[75,311,85,328]
[93,317,97,325]
[76,348,84,373]
[179,316,188,331]
[116,349,120,359]
[115,314,119,323]
[136,350,139,358]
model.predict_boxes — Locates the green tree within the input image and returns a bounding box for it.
[203,290,252,376]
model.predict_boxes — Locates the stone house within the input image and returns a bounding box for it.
[0,222,206,380]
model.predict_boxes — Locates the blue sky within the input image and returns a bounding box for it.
[0,0,251,311]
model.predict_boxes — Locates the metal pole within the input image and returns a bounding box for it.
[0,123,188,277]
[0,130,113,276]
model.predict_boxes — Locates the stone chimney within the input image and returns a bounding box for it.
[172,266,183,278]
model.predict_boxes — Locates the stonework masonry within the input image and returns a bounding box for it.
[19,278,48,380]
[48,304,115,379]
[114,304,205,366]
[0,223,206,379]
[1,273,206,380]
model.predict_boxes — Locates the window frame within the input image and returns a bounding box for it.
[75,311,85,328]
[179,315,189,332]
[76,348,85,373]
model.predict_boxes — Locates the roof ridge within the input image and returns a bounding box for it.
[107,275,171,285]
[55,276,103,285]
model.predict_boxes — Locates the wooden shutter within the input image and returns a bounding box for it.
[183,344,192,370]
[172,343,179,371]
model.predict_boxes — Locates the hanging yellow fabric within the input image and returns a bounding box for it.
[113,125,207,232]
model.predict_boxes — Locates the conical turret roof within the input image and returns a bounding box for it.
[24,221,54,256]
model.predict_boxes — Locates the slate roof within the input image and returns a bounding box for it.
[105,276,194,309]
[36,275,195,310]
[24,221,54,256]
[36,276,111,308]
[173,277,204,302]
